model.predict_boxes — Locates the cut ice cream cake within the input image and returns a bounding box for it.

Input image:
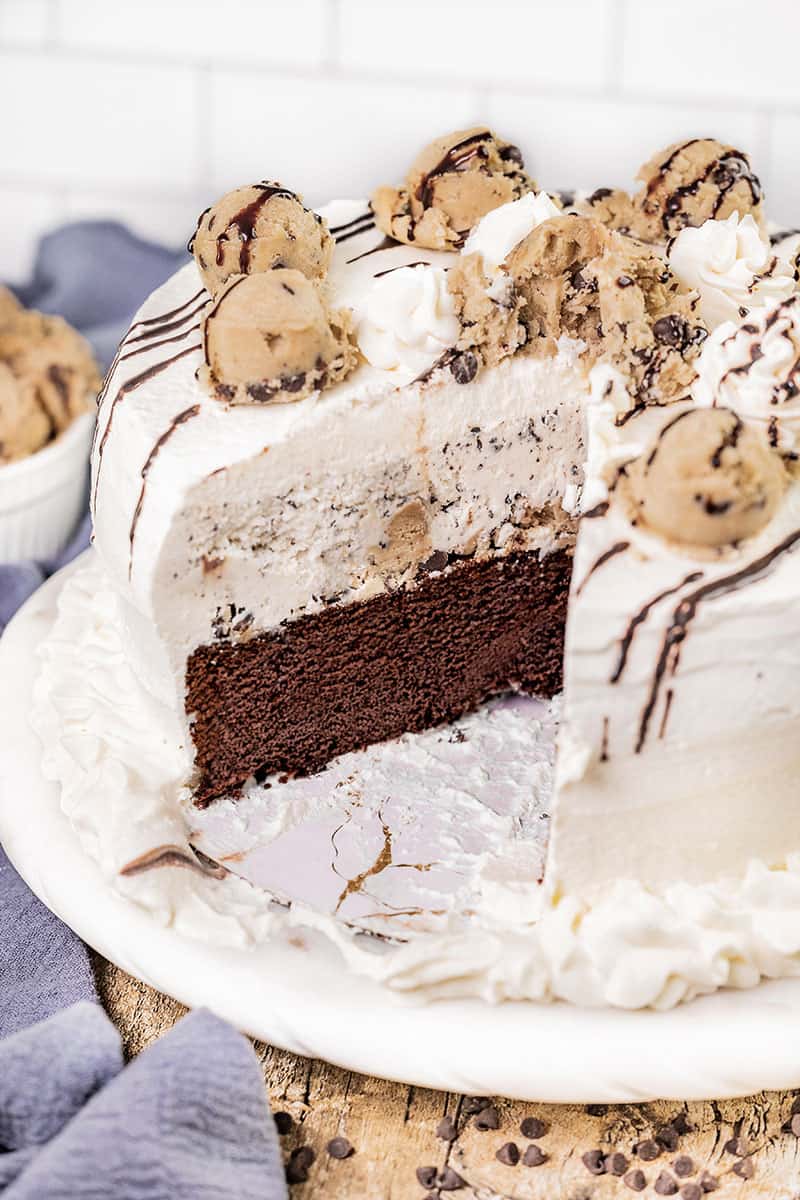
[44,127,800,1007]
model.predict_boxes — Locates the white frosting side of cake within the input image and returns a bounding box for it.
[91,203,588,713]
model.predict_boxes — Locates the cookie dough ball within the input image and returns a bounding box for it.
[579,186,642,235]
[372,127,536,251]
[191,183,333,296]
[0,286,21,325]
[634,139,763,240]
[624,407,785,547]
[0,362,52,462]
[446,252,526,372]
[0,311,99,432]
[203,269,357,404]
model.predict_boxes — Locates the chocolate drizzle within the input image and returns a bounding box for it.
[329,210,372,235]
[119,843,226,880]
[128,403,201,577]
[335,216,376,244]
[647,140,762,233]
[92,343,202,513]
[416,129,492,209]
[191,184,298,272]
[610,571,703,684]
[636,527,800,752]
[575,541,629,596]
[125,298,208,347]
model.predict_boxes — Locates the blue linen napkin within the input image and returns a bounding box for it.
[1,226,289,1199]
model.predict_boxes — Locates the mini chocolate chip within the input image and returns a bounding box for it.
[496,1142,520,1166]
[791,1113,800,1136]
[732,1157,754,1180]
[723,1136,744,1156]
[586,1104,608,1117]
[673,1156,694,1177]
[438,1167,465,1191]
[420,549,449,574]
[462,1096,490,1115]
[436,1116,457,1142]
[655,1172,679,1195]
[605,1152,629,1176]
[283,372,307,394]
[635,1139,661,1161]
[791,1095,800,1115]
[286,1145,315,1184]
[215,382,236,400]
[416,1165,437,1188]
[652,314,689,350]
[671,1113,693,1135]
[698,1171,719,1192]
[450,352,478,386]
[520,1117,549,1139]
[582,1149,607,1175]
[522,1144,547,1167]
[624,1168,647,1191]
[617,274,634,288]
[274,1111,293,1135]
[656,1125,680,1152]
[589,187,613,203]
[502,143,524,166]
[473,1105,500,1131]
[327,1137,354,1159]
[681,1185,702,1200]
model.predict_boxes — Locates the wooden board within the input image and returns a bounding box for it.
[93,953,800,1198]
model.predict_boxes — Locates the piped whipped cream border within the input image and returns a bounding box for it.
[31,556,800,1010]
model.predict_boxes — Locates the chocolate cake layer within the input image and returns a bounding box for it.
[186,548,572,806]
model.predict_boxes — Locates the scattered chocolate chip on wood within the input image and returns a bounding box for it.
[654,1171,679,1195]
[327,1137,354,1160]
[635,1138,661,1161]
[582,1149,607,1175]
[522,1144,547,1167]
[286,1145,315,1184]
[473,1105,500,1131]
[436,1115,457,1142]
[605,1151,629,1176]
[495,1142,520,1166]
[520,1116,548,1139]
[624,1167,648,1191]
[274,1111,293,1136]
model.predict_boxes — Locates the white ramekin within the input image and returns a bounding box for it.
[0,411,94,563]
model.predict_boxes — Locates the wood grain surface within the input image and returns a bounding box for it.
[92,953,800,1199]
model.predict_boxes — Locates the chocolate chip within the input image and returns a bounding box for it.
[671,1113,693,1135]
[586,1103,608,1117]
[496,1142,520,1166]
[605,1152,629,1176]
[501,143,524,166]
[652,315,690,350]
[214,382,236,401]
[436,1116,457,1142]
[286,1145,315,1183]
[791,1113,800,1136]
[416,1165,437,1188]
[522,1144,547,1167]
[698,1171,719,1192]
[589,187,613,203]
[420,550,449,575]
[473,1105,500,1131]
[681,1185,702,1200]
[791,1095,800,1116]
[437,1167,465,1191]
[274,1111,293,1135]
[327,1137,354,1159]
[673,1156,694,1177]
[635,1139,661,1161]
[283,372,307,394]
[624,1168,647,1191]
[656,1125,680,1152]
[617,274,634,288]
[655,1172,679,1195]
[462,1096,490,1115]
[723,1136,745,1156]
[520,1117,549,1139]
[732,1157,754,1180]
[450,352,478,386]
[582,1149,607,1175]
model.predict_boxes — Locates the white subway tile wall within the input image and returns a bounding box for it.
[0,0,798,282]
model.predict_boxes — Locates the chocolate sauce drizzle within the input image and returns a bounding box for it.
[128,403,201,577]
[346,236,396,265]
[575,541,629,596]
[119,843,226,880]
[190,184,298,271]
[417,129,492,209]
[610,571,703,684]
[373,259,432,278]
[92,343,202,513]
[125,298,208,347]
[636,527,800,752]
[334,217,377,244]
[648,139,762,233]
[329,210,372,235]
[117,322,201,367]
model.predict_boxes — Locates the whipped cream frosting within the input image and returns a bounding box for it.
[461,191,560,274]
[354,263,459,378]
[692,296,800,448]
[668,212,795,328]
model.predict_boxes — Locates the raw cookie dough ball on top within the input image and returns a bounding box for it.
[634,138,763,241]
[372,127,536,251]
[202,269,357,404]
[622,407,786,548]
[190,183,333,296]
